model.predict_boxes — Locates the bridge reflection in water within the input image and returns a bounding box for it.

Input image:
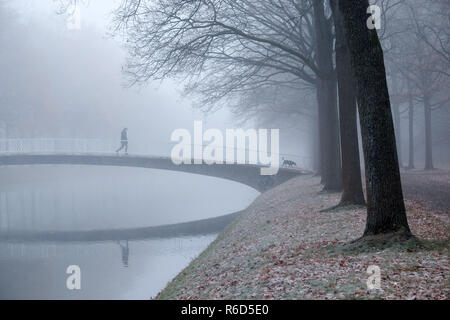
[0,211,242,243]
[0,212,240,269]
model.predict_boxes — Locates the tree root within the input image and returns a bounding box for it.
[339,231,421,254]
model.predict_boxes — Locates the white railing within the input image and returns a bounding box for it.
[0,139,312,169]
[0,139,171,156]
[0,139,114,154]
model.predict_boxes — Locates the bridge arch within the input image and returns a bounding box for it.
[0,153,304,192]
[0,153,307,242]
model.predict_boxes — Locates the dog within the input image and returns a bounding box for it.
[282,157,297,167]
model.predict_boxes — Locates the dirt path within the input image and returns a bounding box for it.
[157,175,449,300]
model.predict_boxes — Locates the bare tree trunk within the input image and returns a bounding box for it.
[331,0,365,206]
[313,125,321,174]
[408,92,415,169]
[424,95,434,170]
[391,77,403,167]
[314,0,342,192]
[393,103,403,167]
[338,0,412,237]
[316,88,326,179]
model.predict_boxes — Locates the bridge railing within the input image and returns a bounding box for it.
[0,139,118,154]
[0,139,312,170]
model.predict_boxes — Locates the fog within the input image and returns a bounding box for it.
[1,0,231,144]
[0,0,265,299]
[0,0,310,158]
[0,0,448,300]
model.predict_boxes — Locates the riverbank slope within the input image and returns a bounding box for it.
[157,175,449,300]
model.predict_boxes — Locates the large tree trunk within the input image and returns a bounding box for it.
[313,0,342,192]
[338,0,412,237]
[408,92,415,169]
[424,95,434,170]
[330,0,366,206]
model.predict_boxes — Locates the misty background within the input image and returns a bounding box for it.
[0,0,448,300]
[0,0,310,159]
[0,0,267,299]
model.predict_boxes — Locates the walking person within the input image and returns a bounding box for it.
[116,128,128,155]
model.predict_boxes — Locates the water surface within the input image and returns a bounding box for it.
[0,165,259,299]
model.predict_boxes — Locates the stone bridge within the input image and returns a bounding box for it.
[0,153,307,242]
[0,153,306,192]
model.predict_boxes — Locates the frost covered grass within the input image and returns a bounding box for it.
[156,175,449,300]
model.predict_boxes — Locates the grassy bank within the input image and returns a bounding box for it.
[157,175,449,300]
